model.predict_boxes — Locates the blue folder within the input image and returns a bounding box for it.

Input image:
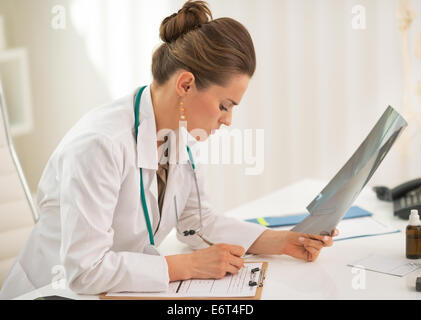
[246,206,372,228]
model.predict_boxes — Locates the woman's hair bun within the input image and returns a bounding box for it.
[160,0,212,44]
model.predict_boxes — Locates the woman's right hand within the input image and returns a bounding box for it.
[165,244,245,281]
[190,244,246,279]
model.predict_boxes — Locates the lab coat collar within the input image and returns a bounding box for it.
[173,125,201,166]
[136,85,158,170]
[136,85,201,170]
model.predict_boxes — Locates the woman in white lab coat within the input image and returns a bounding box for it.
[0,0,338,299]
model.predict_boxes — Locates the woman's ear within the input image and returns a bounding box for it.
[176,71,195,96]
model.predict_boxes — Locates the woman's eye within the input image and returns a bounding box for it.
[219,105,228,112]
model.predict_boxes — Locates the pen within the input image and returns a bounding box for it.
[195,231,215,246]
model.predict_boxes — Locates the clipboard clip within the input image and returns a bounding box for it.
[248,267,266,288]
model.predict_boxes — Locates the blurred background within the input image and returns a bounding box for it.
[0,0,421,215]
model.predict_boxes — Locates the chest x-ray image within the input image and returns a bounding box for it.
[292,106,408,235]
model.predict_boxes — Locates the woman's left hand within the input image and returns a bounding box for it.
[280,229,339,262]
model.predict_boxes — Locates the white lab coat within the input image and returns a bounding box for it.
[0,85,266,299]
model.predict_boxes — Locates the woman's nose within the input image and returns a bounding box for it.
[219,111,232,127]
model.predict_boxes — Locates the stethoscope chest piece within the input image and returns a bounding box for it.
[142,244,160,256]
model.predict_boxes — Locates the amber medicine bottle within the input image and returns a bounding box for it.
[406,210,421,259]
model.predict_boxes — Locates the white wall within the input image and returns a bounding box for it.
[1,0,420,215]
[0,0,112,193]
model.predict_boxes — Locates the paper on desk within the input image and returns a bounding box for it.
[274,216,400,241]
[327,216,400,241]
[348,254,421,277]
[106,262,263,298]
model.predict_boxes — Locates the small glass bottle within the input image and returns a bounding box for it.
[406,209,421,259]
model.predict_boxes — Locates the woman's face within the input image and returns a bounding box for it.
[182,74,250,140]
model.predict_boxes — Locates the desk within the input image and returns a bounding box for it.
[15,179,421,300]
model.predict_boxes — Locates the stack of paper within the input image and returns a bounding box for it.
[247,206,400,241]
[246,206,371,228]
[272,216,400,241]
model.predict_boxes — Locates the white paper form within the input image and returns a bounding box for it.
[105,262,263,298]
[273,216,400,241]
[348,254,421,277]
[327,216,400,241]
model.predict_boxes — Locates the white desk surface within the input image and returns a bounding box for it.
[15,179,421,300]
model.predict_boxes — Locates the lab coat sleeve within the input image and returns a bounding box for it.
[58,134,169,295]
[176,164,267,251]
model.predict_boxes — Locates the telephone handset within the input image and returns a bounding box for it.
[373,178,421,220]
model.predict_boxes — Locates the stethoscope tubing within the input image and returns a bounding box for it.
[135,86,202,246]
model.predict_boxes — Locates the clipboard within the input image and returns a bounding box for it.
[99,261,267,300]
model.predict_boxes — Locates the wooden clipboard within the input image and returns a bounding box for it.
[100,261,267,300]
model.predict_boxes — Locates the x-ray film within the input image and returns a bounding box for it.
[291,106,408,235]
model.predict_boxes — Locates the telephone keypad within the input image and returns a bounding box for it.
[394,186,421,219]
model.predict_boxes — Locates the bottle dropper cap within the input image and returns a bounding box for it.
[409,210,421,226]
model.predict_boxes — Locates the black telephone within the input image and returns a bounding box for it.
[373,178,421,220]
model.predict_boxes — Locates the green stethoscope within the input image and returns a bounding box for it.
[134,86,207,246]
